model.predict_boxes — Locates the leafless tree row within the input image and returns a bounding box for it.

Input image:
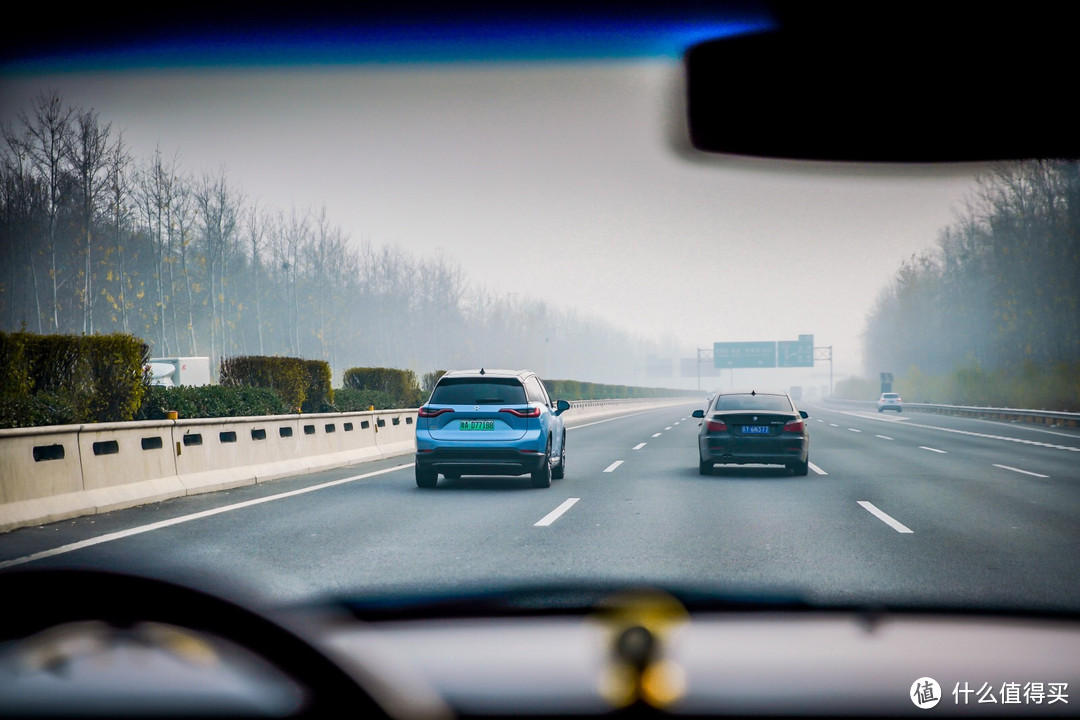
[1,91,664,384]
[862,160,1080,378]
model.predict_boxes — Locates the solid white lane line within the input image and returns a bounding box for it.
[0,463,414,570]
[993,464,1049,478]
[633,443,646,450]
[876,435,893,440]
[652,433,662,438]
[603,460,624,473]
[535,497,581,527]
[808,462,827,475]
[919,446,948,454]
[858,501,914,533]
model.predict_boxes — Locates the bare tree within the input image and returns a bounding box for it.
[244,202,269,354]
[16,91,73,331]
[1,124,46,331]
[66,108,113,334]
[133,148,171,352]
[270,206,309,355]
[171,173,198,353]
[194,168,242,361]
[103,131,133,332]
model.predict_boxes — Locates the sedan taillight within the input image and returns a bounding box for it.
[783,419,805,433]
[706,419,728,432]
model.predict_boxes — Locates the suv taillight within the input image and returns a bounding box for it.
[500,407,541,418]
[418,407,451,418]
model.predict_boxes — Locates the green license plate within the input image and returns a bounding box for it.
[459,420,495,431]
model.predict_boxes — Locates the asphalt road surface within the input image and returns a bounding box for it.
[2,401,1078,613]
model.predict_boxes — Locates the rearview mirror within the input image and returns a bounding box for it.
[684,9,1077,162]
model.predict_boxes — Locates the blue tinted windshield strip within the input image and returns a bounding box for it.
[3,15,773,73]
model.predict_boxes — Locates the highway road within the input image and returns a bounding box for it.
[2,400,1079,614]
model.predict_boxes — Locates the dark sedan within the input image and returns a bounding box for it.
[692,390,810,476]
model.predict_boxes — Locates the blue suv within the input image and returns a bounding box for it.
[414,369,570,488]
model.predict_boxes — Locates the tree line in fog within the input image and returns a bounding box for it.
[1,91,669,384]
[863,160,1080,383]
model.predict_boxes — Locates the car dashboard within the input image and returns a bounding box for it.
[1,571,1077,719]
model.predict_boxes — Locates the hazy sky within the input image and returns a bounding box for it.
[1,59,983,383]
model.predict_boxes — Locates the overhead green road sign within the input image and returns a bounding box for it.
[714,341,777,368]
[778,334,814,367]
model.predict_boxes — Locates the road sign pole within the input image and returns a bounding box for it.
[696,347,714,392]
[813,345,834,397]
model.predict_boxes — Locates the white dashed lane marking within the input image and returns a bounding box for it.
[993,464,1049,478]
[535,498,580,527]
[858,501,914,534]
[603,461,623,473]
[633,443,646,450]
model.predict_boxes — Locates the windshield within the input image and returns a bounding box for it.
[1,4,1077,625]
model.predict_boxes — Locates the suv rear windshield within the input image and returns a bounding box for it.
[714,394,793,412]
[429,378,527,405]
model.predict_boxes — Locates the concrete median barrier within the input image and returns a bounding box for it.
[78,421,185,513]
[0,424,88,531]
[373,410,418,458]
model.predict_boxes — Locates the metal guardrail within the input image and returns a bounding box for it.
[825,398,1080,428]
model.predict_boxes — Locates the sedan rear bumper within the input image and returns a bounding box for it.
[699,437,808,466]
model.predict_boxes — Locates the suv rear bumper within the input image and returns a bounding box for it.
[416,447,546,477]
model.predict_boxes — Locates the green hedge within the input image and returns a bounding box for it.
[542,379,696,401]
[136,385,290,420]
[0,391,79,428]
[0,331,149,426]
[332,387,399,411]
[301,359,334,413]
[342,367,422,408]
[219,355,333,413]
